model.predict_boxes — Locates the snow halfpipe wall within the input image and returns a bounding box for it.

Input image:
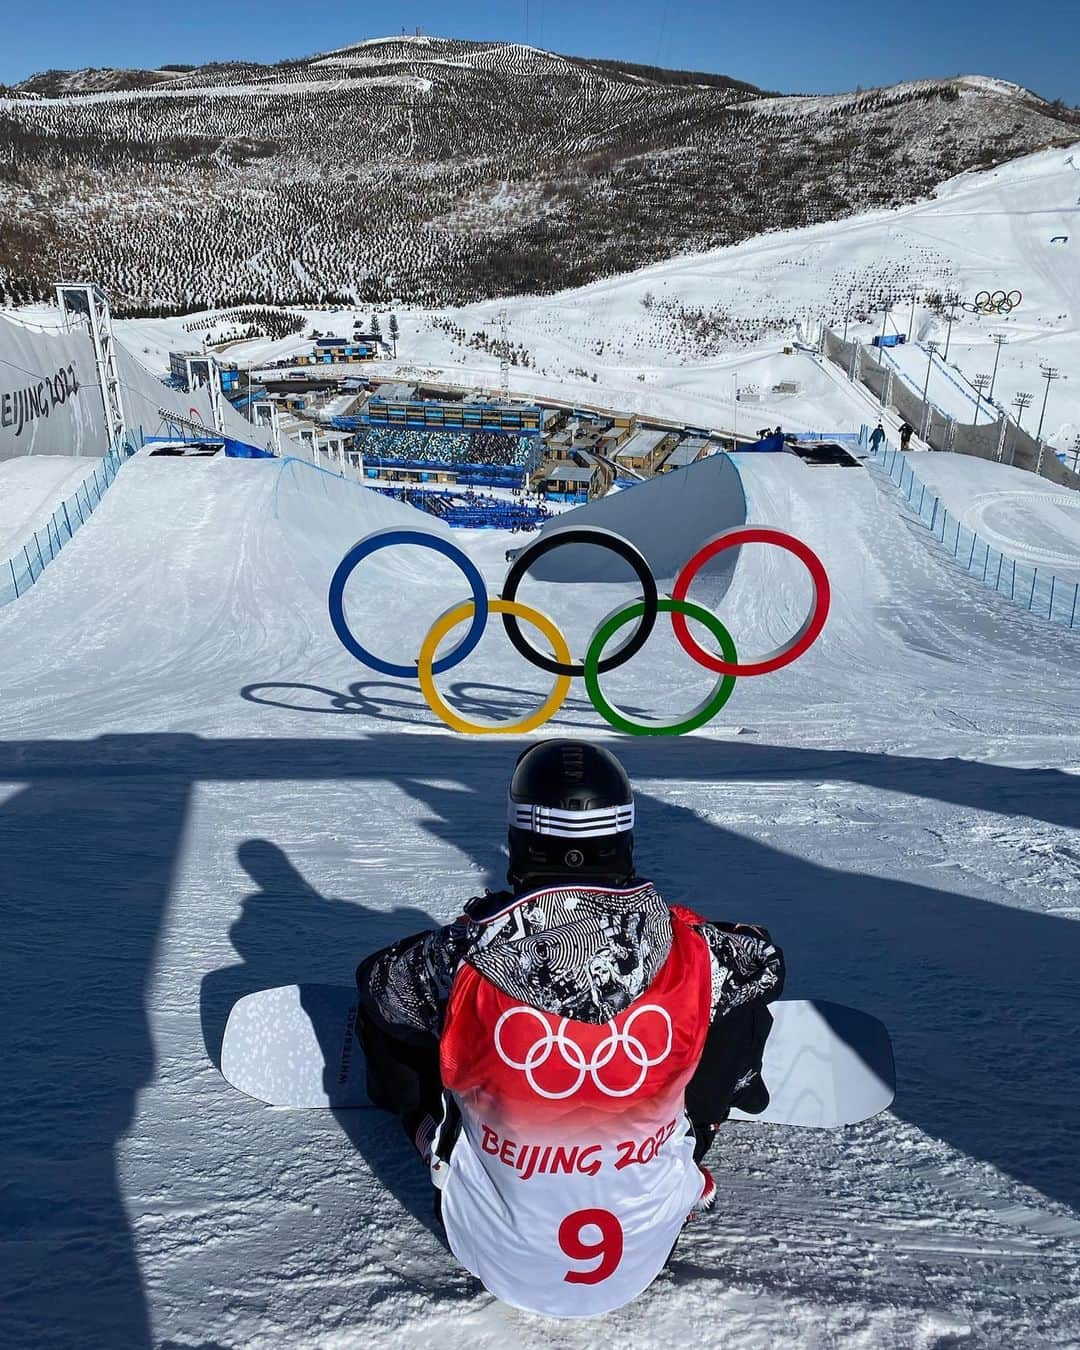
[528,451,747,583]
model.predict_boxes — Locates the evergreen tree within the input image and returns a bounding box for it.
[388,313,399,357]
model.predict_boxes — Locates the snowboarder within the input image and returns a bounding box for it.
[354,741,784,1316]
[899,421,914,451]
[869,423,885,454]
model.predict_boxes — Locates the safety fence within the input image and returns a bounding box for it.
[1,442,131,608]
[822,327,1079,490]
[869,441,1080,629]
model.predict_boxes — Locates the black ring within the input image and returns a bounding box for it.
[500,527,659,677]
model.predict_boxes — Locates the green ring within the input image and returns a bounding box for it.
[583,598,738,736]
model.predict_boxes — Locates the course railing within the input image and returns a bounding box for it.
[1,441,131,608]
[869,442,1080,630]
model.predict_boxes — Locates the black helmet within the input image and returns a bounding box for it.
[507,740,635,889]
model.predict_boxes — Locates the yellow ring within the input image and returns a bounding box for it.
[418,598,572,735]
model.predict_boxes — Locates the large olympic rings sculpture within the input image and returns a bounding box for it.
[962,289,1022,316]
[327,525,830,736]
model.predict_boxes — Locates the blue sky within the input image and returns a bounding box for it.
[2,0,1077,102]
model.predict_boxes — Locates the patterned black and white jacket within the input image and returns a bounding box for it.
[356,878,784,1124]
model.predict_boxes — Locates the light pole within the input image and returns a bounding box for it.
[877,296,894,362]
[1036,366,1061,474]
[988,332,1007,402]
[907,290,918,341]
[920,339,940,441]
[1009,390,1034,465]
[972,373,991,425]
[942,292,960,363]
[842,284,856,343]
[1036,365,1060,442]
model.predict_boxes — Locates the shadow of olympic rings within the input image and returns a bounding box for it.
[239,679,637,725]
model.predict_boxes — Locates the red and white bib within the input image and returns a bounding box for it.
[438,910,712,1317]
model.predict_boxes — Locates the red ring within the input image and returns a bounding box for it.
[670,526,831,676]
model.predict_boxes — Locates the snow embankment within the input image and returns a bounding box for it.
[0,456,103,556]
[903,451,1080,580]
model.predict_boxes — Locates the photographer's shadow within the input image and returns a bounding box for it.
[199,839,445,1235]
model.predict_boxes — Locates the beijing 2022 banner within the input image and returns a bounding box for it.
[0,315,107,461]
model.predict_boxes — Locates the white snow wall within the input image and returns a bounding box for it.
[528,452,748,582]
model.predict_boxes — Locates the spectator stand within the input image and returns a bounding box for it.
[370,485,551,531]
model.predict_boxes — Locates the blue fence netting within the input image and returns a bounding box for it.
[1,441,132,608]
[868,441,1080,630]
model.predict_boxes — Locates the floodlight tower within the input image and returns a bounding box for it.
[988,332,1007,402]
[920,339,940,440]
[1012,391,1034,427]
[1035,367,1061,473]
[972,373,992,426]
[1036,366,1060,442]
[942,291,960,362]
[55,282,128,450]
[1007,391,1034,466]
[842,283,856,343]
[876,296,895,363]
[499,307,510,399]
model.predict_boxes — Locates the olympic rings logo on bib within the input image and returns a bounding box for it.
[327,524,830,736]
[493,1004,674,1100]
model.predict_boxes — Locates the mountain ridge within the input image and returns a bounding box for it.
[1,36,1076,313]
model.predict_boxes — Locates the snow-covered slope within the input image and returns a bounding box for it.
[904,451,1080,580]
[1,447,1078,1347]
[2,37,1076,310]
[0,455,102,553]
[99,141,1080,452]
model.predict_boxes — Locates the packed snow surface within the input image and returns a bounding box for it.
[1,445,1078,1349]
[905,451,1080,580]
[0,455,102,554]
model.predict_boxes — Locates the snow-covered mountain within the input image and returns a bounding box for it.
[94,141,1079,454]
[1,35,1076,312]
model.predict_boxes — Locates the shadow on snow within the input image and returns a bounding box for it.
[1,730,1077,1345]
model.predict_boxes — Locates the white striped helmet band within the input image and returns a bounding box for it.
[507,798,635,839]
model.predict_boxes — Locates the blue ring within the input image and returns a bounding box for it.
[328,529,488,679]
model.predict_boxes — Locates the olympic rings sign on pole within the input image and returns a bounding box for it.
[327,524,831,736]
[961,289,1022,316]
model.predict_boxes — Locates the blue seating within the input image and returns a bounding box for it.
[369,485,550,531]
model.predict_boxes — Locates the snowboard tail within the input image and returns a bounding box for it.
[220,985,894,1128]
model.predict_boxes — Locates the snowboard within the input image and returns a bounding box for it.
[221,985,894,1129]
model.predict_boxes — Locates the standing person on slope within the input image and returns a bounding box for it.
[354,741,784,1317]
